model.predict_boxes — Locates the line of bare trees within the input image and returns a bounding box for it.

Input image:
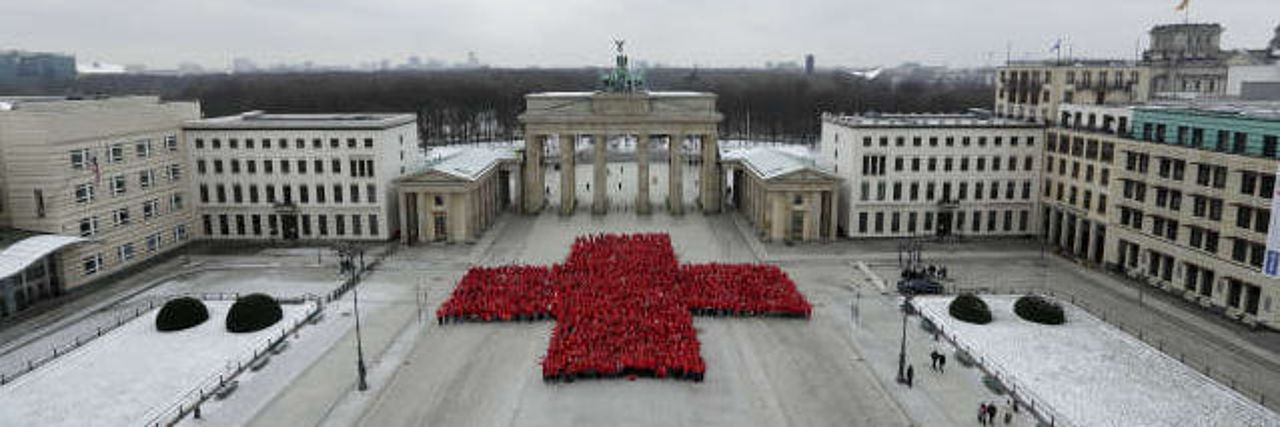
[71,68,992,145]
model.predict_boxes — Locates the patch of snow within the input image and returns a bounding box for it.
[0,302,312,427]
[914,295,1280,427]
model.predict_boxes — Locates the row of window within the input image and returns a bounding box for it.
[1045,179,1108,216]
[193,136,374,151]
[198,183,377,205]
[81,224,189,276]
[196,158,375,178]
[201,213,379,238]
[1123,151,1229,189]
[74,165,182,204]
[855,134,1035,149]
[1138,123,1279,159]
[77,194,185,237]
[860,155,1035,176]
[68,135,178,170]
[1047,133,1116,162]
[859,180,1034,203]
[855,209,1031,234]
[1045,154,1111,186]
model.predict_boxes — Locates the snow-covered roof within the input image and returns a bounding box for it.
[415,147,517,181]
[526,91,713,98]
[186,111,415,130]
[0,235,88,281]
[722,147,835,180]
[823,112,1041,129]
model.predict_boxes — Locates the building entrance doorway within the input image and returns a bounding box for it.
[281,214,299,240]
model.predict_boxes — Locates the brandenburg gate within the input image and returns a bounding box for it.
[517,42,724,216]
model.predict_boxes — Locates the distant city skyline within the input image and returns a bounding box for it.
[2,0,1277,71]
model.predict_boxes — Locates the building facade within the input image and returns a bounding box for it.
[0,96,200,291]
[819,113,1043,239]
[395,148,517,244]
[184,112,421,242]
[723,147,840,242]
[1101,104,1280,328]
[1041,104,1130,265]
[1143,23,1229,96]
[995,60,1150,125]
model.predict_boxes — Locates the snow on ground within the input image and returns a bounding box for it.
[914,295,1280,427]
[0,302,312,427]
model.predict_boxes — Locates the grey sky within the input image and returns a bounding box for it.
[2,0,1277,70]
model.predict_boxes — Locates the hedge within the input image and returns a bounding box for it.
[226,293,283,333]
[1014,294,1066,325]
[948,293,992,324]
[155,297,209,332]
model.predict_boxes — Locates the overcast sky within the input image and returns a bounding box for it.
[2,0,1277,70]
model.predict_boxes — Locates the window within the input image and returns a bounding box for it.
[229,138,239,149]
[197,159,207,174]
[135,140,151,158]
[139,169,155,189]
[296,138,305,149]
[334,185,344,203]
[167,164,182,181]
[369,215,378,235]
[110,175,126,196]
[331,138,340,148]
[216,184,226,203]
[147,232,162,252]
[82,253,103,276]
[118,243,135,262]
[230,159,240,174]
[336,214,346,235]
[250,185,260,203]
[347,138,357,148]
[199,184,209,203]
[245,138,255,149]
[351,185,361,203]
[112,207,130,227]
[364,138,374,148]
[108,143,125,163]
[313,138,322,149]
[315,159,324,174]
[332,159,342,174]
[213,159,224,174]
[280,159,290,174]
[367,184,376,203]
[170,193,184,211]
[246,159,257,174]
[76,183,96,203]
[143,199,159,219]
[316,185,326,203]
[233,184,244,203]
[195,138,205,149]
[264,159,273,174]
[79,216,99,237]
[297,159,307,174]
[352,215,363,235]
[319,215,329,236]
[174,224,188,242]
[70,148,91,170]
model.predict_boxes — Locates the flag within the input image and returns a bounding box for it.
[1050,39,1062,53]
[1176,0,1189,11]
[91,156,101,185]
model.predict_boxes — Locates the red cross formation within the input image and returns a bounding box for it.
[437,233,811,382]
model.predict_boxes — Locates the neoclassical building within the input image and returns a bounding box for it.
[396,147,517,244]
[723,147,840,242]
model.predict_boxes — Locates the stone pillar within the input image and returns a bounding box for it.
[828,188,839,239]
[523,134,544,214]
[399,190,410,244]
[700,133,721,214]
[636,133,651,214]
[593,134,608,214]
[559,134,576,215]
[669,134,684,215]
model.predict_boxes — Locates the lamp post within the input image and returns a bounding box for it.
[337,243,368,392]
[896,296,909,384]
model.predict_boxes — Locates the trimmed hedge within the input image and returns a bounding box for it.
[948,293,992,324]
[226,293,283,333]
[1014,295,1066,325]
[155,297,209,332]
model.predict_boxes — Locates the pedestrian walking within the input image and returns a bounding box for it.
[906,365,914,388]
[987,403,997,424]
[979,403,988,425]
[938,353,946,373]
[930,350,939,371]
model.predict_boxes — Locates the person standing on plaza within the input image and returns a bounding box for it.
[930,350,939,371]
[938,353,946,373]
[979,403,988,425]
[906,365,914,388]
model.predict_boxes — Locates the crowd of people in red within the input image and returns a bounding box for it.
[436,233,810,382]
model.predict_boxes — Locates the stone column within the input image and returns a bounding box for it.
[636,133,651,214]
[399,190,411,244]
[593,134,608,214]
[559,134,576,215]
[523,134,544,214]
[700,133,721,214]
[827,188,840,239]
[669,134,684,215]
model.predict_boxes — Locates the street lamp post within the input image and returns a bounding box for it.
[896,297,909,384]
[337,243,369,392]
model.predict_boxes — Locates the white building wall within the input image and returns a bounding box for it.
[185,121,419,242]
[820,117,1043,238]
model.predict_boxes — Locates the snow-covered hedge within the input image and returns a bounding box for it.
[155,297,209,332]
[948,293,992,324]
[1014,295,1066,325]
[225,293,283,333]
